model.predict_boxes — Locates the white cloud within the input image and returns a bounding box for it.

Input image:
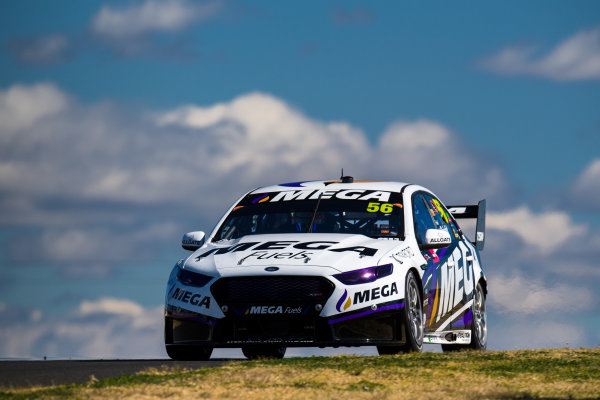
[478,26,600,81]
[158,96,512,205]
[568,158,600,211]
[487,206,587,254]
[156,92,371,178]
[374,120,511,204]
[0,83,510,222]
[0,82,513,274]
[4,222,181,276]
[0,300,394,359]
[0,83,68,134]
[488,272,595,315]
[91,0,222,39]
[0,299,164,359]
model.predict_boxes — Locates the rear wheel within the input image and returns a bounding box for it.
[166,345,213,360]
[442,281,487,352]
[377,270,423,355]
[242,346,286,360]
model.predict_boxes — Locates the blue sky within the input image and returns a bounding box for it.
[0,1,599,358]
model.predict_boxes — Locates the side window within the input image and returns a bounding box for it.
[422,194,459,241]
[412,194,436,245]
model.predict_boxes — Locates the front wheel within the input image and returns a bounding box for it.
[166,345,213,360]
[442,281,487,352]
[377,270,423,355]
[242,346,286,360]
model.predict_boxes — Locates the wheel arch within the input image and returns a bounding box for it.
[478,276,488,298]
[408,267,424,302]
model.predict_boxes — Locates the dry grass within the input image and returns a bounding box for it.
[2,348,599,399]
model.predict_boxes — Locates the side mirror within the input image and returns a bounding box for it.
[420,228,452,250]
[182,231,205,251]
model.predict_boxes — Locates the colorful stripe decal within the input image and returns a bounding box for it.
[430,280,439,327]
[435,299,473,332]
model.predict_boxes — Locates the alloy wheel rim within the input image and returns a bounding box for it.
[407,277,423,344]
[473,285,487,346]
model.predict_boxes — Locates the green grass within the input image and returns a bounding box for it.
[1,349,599,399]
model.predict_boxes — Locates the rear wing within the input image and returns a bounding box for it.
[447,199,486,251]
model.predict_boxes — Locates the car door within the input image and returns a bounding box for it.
[413,192,471,333]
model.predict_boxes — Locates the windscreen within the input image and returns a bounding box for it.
[214,188,404,241]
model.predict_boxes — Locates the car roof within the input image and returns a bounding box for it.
[249,180,412,194]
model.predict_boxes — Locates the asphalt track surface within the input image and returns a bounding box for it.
[0,359,234,388]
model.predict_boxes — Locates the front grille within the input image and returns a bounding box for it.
[211,276,335,303]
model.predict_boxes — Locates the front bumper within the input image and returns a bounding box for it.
[165,299,407,348]
[165,274,408,348]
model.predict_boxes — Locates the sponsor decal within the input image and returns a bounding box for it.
[335,283,399,312]
[170,288,211,308]
[243,305,304,315]
[457,331,470,340]
[366,202,396,213]
[393,246,414,259]
[353,282,398,305]
[182,238,203,247]
[434,245,474,324]
[241,250,313,261]
[268,189,392,203]
[196,240,378,261]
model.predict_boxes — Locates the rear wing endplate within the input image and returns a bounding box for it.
[447,199,486,251]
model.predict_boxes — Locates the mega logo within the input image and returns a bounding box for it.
[244,305,303,315]
[336,289,352,312]
[269,189,392,203]
[336,283,399,312]
[431,242,475,324]
[353,282,398,305]
[196,240,378,260]
[170,288,211,309]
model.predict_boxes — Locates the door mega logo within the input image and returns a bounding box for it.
[336,282,399,312]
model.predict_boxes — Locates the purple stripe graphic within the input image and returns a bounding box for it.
[464,310,473,326]
[328,303,404,325]
[437,247,448,261]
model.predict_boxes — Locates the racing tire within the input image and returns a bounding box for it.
[377,270,423,355]
[166,345,213,360]
[242,346,286,360]
[442,281,487,352]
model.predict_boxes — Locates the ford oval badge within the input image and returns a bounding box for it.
[265,266,279,272]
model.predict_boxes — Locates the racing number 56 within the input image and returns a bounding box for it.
[367,202,393,213]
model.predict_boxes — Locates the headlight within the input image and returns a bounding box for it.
[176,267,213,287]
[333,264,393,285]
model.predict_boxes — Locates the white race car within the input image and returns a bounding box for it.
[165,177,487,359]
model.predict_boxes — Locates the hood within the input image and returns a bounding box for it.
[184,233,403,275]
